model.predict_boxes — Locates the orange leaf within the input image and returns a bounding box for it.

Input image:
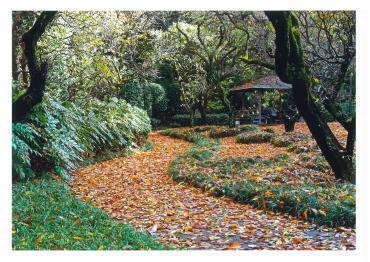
[228,242,241,249]
[292,238,303,244]
[75,218,81,225]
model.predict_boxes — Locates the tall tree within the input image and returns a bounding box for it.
[265,11,355,183]
[164,11,251,124]
[12,11,57,122]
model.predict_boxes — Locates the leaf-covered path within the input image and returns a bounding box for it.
[70,133,355,250]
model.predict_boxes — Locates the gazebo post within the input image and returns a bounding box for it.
[241,92,245,115]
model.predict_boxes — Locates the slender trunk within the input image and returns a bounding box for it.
[189,110,195,127]
[12,11,57,122]
[199,98,208,125]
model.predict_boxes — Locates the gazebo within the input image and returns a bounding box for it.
[230,75,292,124]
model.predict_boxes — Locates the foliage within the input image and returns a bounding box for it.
[12,96,151,180]
[12,123,42,179]
[271,133,311,148]
[172,113,229,126]
[12,178,164,250]
[236,130,274,144]
[119,81,168,118]
[158,128,206,143]
[209,125,258,138]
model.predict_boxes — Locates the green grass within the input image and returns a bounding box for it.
[236,130,273,144]
[12,178,165,250]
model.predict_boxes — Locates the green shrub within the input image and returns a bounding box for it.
[193,126,215,133]
[158,129,203,143]
[12,178,164,250]
[172,113,229,126]
[262,128,275,134]
[236,131,273,144]
[12,123,42,179]
[120,81,167,118]
[205,113,229,125]
[12,96,151,180]
[209,128,240,138]
[209,125,258,138]
[271,133,311,148]
[150,118,161,128]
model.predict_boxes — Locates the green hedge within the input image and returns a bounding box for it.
[236,130,273,144]
[271,133,311,147]
[172,113,229,126]
[158,129,205,143]
[209,125,258,138]
[12,178,164,250]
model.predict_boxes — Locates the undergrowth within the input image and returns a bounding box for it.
[12,96,151,180]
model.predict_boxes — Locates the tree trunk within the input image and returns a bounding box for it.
[12,11,57,123]
[283,118,296,132]
[266,11,355,183]
[189,111,195,127]
[12,12,23,81]
[199,98,208,125]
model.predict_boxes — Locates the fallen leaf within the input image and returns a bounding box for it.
[292,238,303,244]
[149,224,158,233]
[73,236,84,241]
[228,242,241,249]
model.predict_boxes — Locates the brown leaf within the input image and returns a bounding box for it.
[74,218,81,225]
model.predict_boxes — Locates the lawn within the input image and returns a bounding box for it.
[12,177,164,250]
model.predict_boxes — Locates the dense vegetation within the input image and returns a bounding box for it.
[12,10,355,182]
[11,10,356,250]
[12,96,151,180]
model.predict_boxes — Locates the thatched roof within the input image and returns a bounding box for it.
[231,75,292,92]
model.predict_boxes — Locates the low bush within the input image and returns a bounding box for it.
[12,178,164,250]
[271,133,311,148]
[158,129,204,143]
[209,125,258,138]
[193,126,216,133]
[150,118,161,128]
[12,96,151,180]
[262,128,275,134]
[236,130,273,144]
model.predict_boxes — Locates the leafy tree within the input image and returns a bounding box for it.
[119,81,167,118]
[163,11,252,125]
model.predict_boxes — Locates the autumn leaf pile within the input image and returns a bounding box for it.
[71,123,355,250]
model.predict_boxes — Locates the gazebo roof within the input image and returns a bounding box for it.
[231,75,292,92]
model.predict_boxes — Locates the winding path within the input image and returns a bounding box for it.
[70,132,355,250]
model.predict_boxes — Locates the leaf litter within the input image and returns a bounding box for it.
[70,131,355,250]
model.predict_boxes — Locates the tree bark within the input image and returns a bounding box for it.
[198,98,208,125]
[12,11,57,123]
[12,12,23,81]
[265,11,355,183]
